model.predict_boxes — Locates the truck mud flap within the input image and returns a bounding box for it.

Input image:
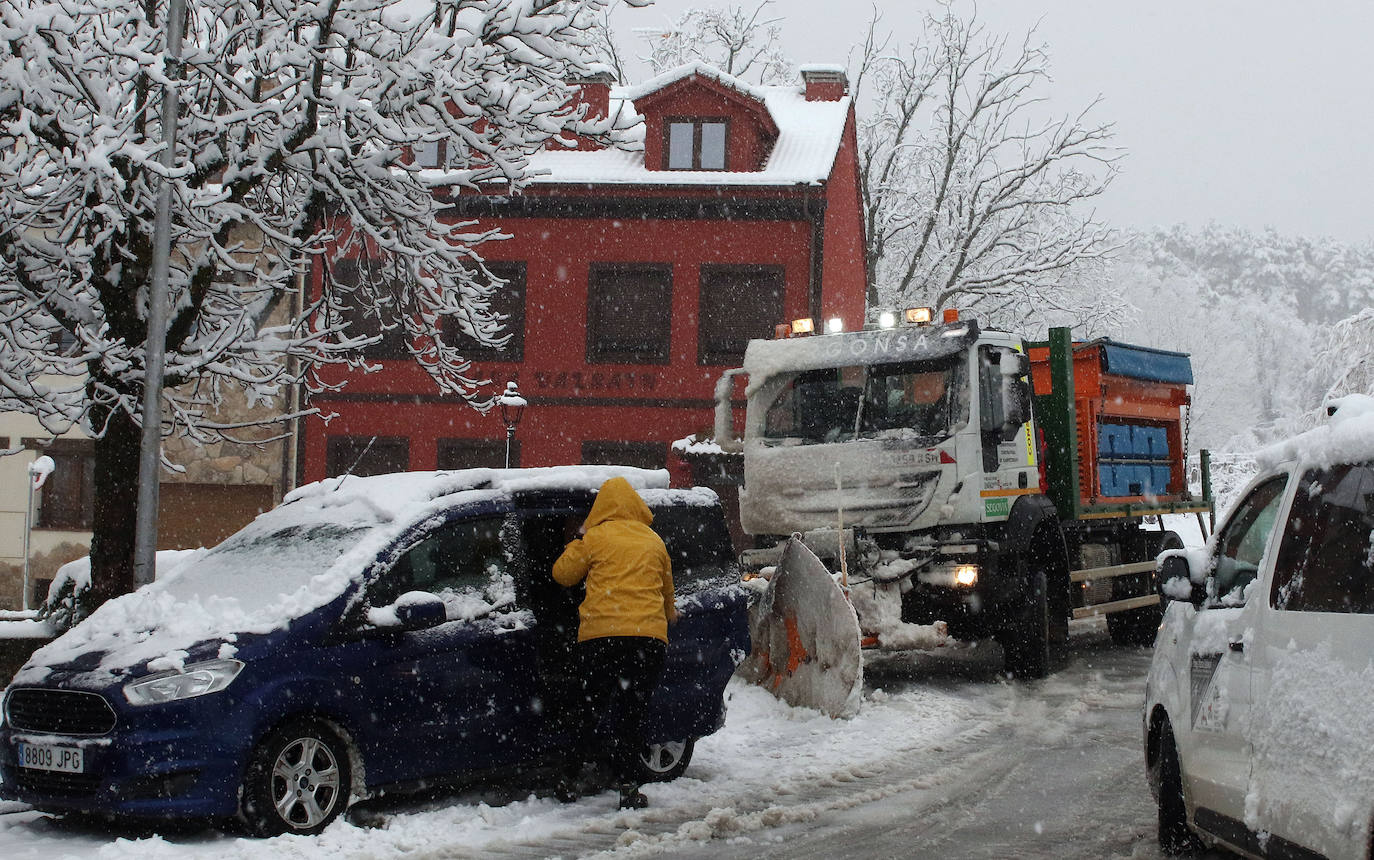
[737,536,864,718]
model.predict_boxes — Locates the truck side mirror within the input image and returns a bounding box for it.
[714,368,745,453]
[999,351,1032,440]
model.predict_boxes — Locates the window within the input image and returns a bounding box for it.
[412,140,444,168]
[325,435,409,478]
[1271,463,1374,614]
[371,517,513,613]
[1208,476,1289,606]
[581,441,666,471]
[761,355,968,446]
[651,504,737,595]
[441,263,526,363]
[586,264,672,364]
[330,258,409,360]
[666,119,728,170]
[697,265,784,365]
[437,438,518,470]
[33,441,95,530]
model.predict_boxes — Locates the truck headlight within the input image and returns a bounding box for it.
[123,659,245,706]
[917,564,980,588]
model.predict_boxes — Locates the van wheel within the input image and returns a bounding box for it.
[638,738,694,782]
[240,718,352,837]
[1151,721,1202,856]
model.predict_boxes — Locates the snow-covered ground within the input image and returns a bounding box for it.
[0,520,1228,859]
[0,624,1239,860]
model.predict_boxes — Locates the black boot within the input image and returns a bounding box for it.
[618,783,647,810]
[554,775,579,804]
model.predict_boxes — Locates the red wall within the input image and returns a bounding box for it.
[821,108,869,331]
[303,208,819,486]
[302,81,868,490]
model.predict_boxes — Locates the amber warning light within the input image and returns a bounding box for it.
[790,317,815,336]
[905,307,933,325]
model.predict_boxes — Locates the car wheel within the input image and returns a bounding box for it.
[1152,721,1202,856]
[999,568,1051,679]
[638,738,695,783]
[240,718,352,837]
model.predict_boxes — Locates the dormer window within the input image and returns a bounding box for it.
[666,119,728,170]
[412,140,453,169]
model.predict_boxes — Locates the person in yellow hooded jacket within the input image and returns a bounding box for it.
[552,476,675,809]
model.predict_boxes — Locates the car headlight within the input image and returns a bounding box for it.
[123,659,245,706]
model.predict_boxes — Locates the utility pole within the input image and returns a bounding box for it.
[134,0,187,587]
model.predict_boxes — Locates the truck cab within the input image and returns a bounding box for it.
[725,315,1033,540]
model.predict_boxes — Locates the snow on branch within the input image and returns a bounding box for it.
[0,0,623,441]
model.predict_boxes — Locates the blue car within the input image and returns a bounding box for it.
[0,467,748,835]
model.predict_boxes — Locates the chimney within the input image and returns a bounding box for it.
[566,67,616,120]
[800,64,848,101]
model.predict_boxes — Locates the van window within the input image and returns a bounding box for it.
[374,517,514,618]
[1209,476,1289,606]
[1271,463,1374,614]
[652,504,738,595]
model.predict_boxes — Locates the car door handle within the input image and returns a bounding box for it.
[1228,640,1244,653]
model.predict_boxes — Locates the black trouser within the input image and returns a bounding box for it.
[568,636,666,786]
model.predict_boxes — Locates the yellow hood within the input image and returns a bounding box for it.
[583,476,654,530]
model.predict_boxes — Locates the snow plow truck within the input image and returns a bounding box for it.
[712,309,1213,716]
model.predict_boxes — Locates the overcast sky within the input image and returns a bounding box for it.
[609,1,1374,244]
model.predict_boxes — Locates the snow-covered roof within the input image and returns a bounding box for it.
[526,64,851,188]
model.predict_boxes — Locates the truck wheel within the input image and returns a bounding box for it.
[1150,721,1202,855]
[1108,531,1184,646]
[999,568,1051,679]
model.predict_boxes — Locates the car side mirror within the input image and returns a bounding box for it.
[369,591,448,631]
[1156,552,1206,605]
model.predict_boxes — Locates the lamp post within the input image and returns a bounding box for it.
[497,381,526,469]
[23,455,55,612]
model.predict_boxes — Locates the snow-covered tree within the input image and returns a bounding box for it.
[1308,308,1374,408]
[856,6,1123,332]
[635,1,792,85]
[0,0,640,606]
[1111,231,1327,450]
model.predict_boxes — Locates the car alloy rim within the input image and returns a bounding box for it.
[641,740,687,773]
[270,736,342,829]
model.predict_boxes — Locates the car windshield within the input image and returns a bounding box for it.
[159,522,372,617]
[761,355,968,445]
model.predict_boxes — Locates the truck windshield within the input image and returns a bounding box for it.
[761,355,967,444]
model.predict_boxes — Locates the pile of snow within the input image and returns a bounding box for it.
[671,434,731,456]
[18,467,668,683]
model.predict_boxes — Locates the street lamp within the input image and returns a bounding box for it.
[23,455,55,612]
[498,381,527,469]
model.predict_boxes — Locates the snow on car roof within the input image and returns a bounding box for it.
[17,466,672,683]
[1256,394,1374,470]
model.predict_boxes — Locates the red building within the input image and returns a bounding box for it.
[300,62,868,499]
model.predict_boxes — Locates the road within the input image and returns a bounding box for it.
[479,623,1235,860]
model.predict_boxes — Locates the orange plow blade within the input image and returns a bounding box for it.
[737,537,864,718]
